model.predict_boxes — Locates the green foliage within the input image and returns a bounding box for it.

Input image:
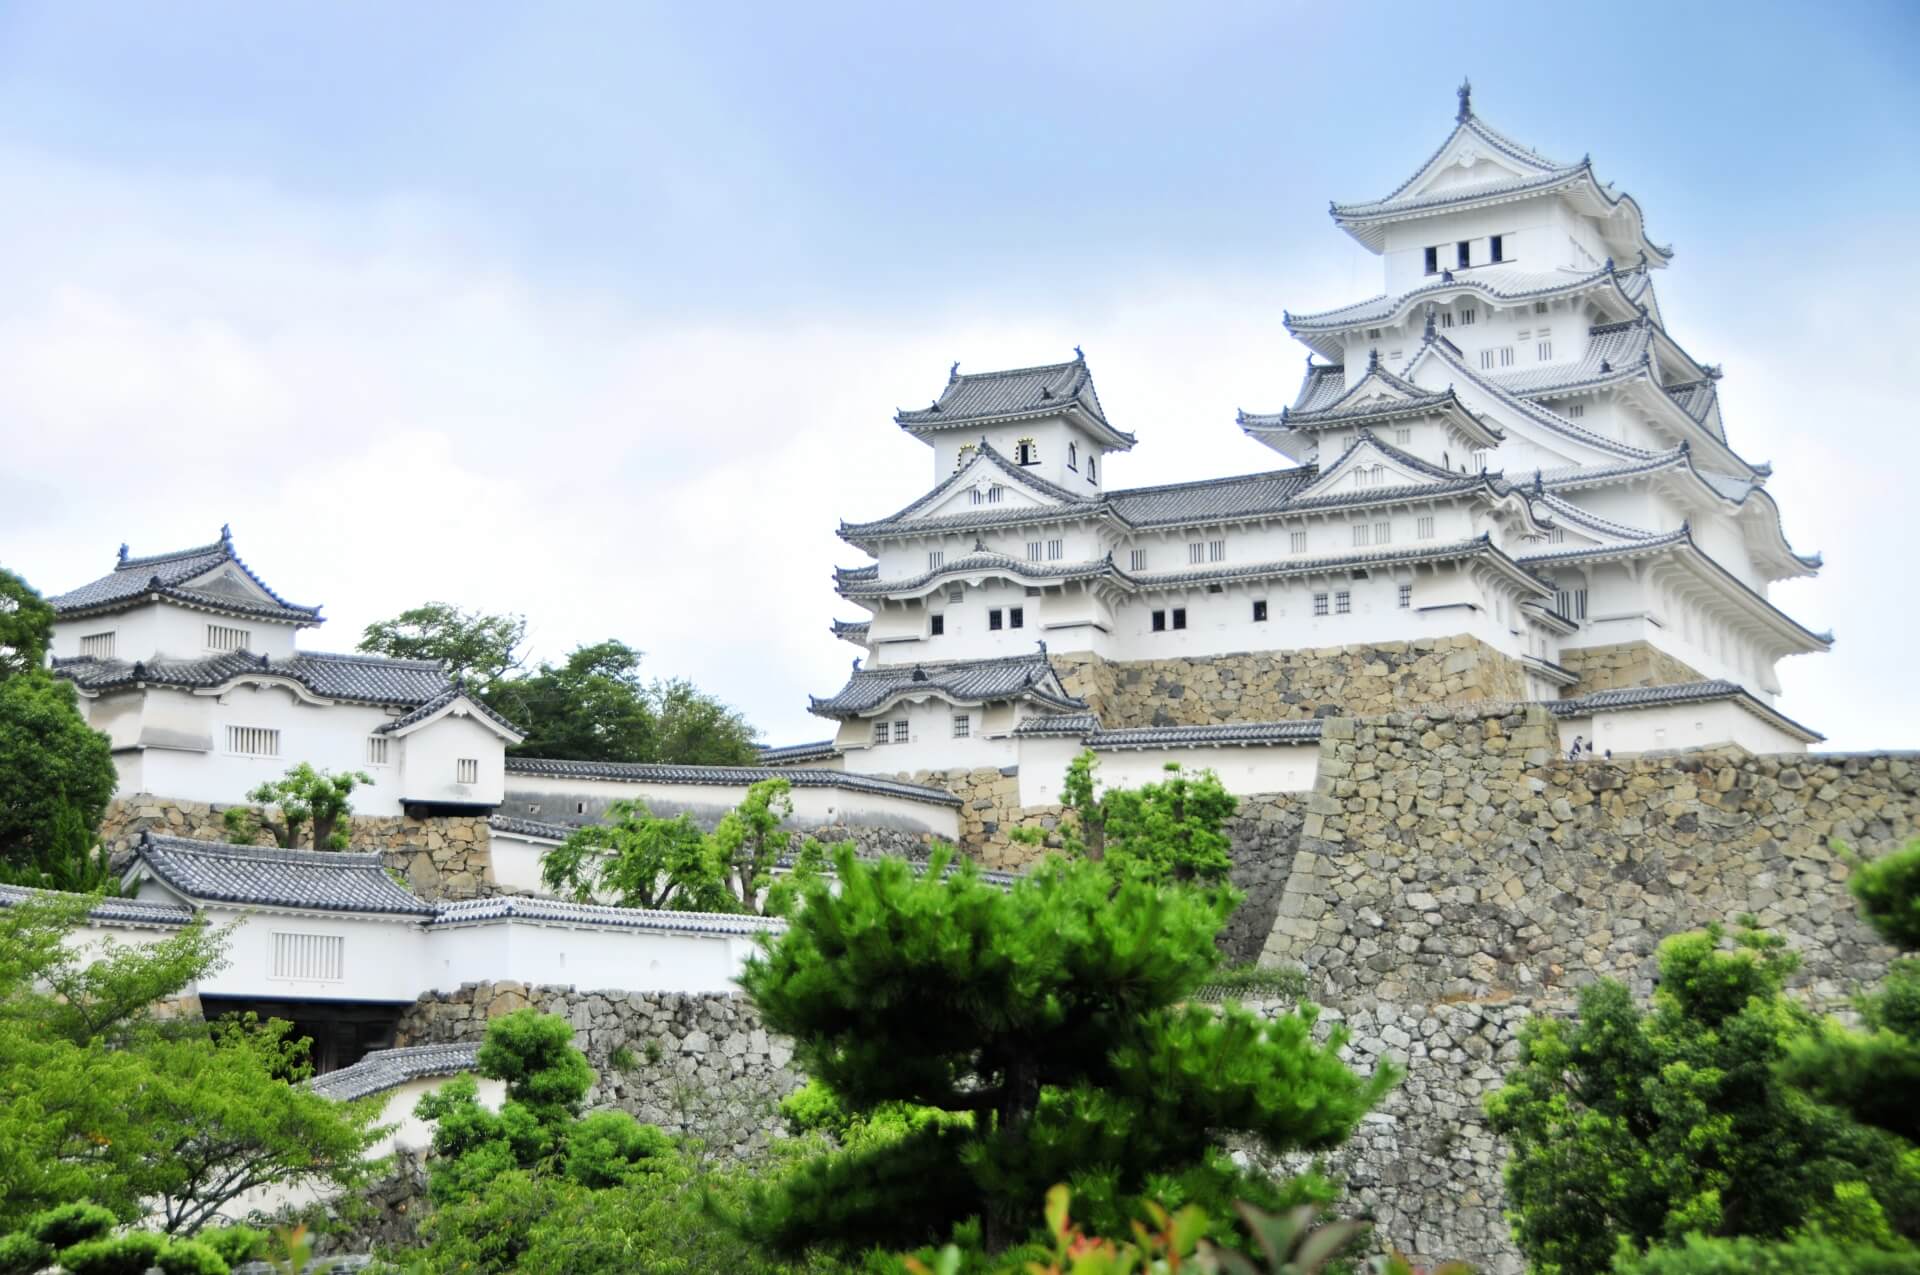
[0,567,54,683]
[0,670,116,885]
[1192,964,1310,1003]
[608,1044,639,1070]
[58,1232,167,1275]
[1608,1231,1920,1275]
[23,1202,116,1247]
[222,762,373,850]
[477,1007,595,1120]
[0,896,380,1234]
[198,1225,264,1267]
[542,779,831,916]
[0,1232,51,1275]
[357,602,527,692]
[493,638,760,765]
[737,847,1393,1254]
[1852,841,1920,950]
[562,1110,674,1188]
[156,1237,234,1275]
[1024,751,1237,885]
[1486,923,1920,1275]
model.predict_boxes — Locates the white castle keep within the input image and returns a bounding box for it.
[794,83,1826,777]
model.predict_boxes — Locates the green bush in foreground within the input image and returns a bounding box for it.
[58,1232,168,1275]
[1609,1232,1920,1275]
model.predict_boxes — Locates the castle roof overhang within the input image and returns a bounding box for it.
[52,648,458,711]
[837,439,1101,548]
[1518,529,1831,656]
[1128,533,1551,599]
[894,353,1136,451]
[835,551,1118,602]
[1547,679,1824,745]
[374,683,525,743]
[126,832,440,919]
[1283,263,1652,361]
[1328,96,1671,267]
[1241,362,1504,461]
[829,618,871,647]
[1404,335,1664,464]
[0,881,195,930]
[503,756,963,807]
[308,1044,482,1103]
[808,650,1088,722]
[429,895,790,938]
[754,739,842,767]
[48,528,323,627]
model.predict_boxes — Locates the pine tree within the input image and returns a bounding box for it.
[735,847,1394,1255]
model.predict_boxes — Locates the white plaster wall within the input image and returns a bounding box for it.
[1557,701,1808,756]
[51,600,302,664]
[489,830,559,896]
[927,416,1109,495]
[179,904,435,1004]
[506,771,959,841]
[399,711,509,808]
[836,698,1020,773]
[430,920,754,994]
[1016,738,1319,806]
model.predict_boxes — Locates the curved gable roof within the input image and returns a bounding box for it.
[49,528,321,625]
[895,352,1134,448]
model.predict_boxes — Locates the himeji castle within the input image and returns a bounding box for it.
[799,84,1827,775]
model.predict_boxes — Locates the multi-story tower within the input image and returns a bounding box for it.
[804,87,1826,768]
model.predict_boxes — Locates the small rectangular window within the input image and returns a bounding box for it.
[1555,588,1589,621]
[1188,542,1205,565]
[1457,241,1471,268]
[1312,593,1329,617]
[1538,341,1553,361]
[206,624,252,653]
[1547,527,1567,544]
[1171,608,1187,630]
[456,757,479,785]
[225,726,280,757]
[1480,350,1495,370]
[987,485,1004,504]
[1535,301,1550,315]
[1207,539,1225,562]
[1490,234,1504,263]
[271,932,344,982]
[1417,516,1435,539]
[1439,310,1454,328]
[1459,308,1476,325]
[930,614,945,636]
[894,718,909,740]
[1151,610,1166,632]
[873,721,890,745]
[946,585,964,603]
[1394,427,1412,445]
[1568,404,1585,419]
[952,714,971,739]
[1335,591,1352,615]
[1026,542,1043,561]
[1398,583,1413,609]
[1046,539,1064,561]
[1500,346,1515,367]
[1129,548,1148,571]
[1374,521,1391,544]
[1424,246,1438,275]
[1352,524,1371,547]
[365,736,390,766]
[79,631,116,659]
[1290,531,1308,554]
[1252,600,1268,622]
[1473,449,1493,472]
[1009,607,1024,629]
[1366,327,1382,339]
[970,488,984,506]
[988,609,1003,631]
[928,550,945,570]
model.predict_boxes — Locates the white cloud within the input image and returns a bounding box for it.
[0,147,1907,751]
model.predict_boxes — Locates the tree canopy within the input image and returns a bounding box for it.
[0,671,117,886]
[735,847,1393,1254]
[222,762,373,851]
[1029,750,1237,884]
[0,567,54,682]
[356,601,528,692]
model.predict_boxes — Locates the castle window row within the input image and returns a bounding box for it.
[871,718,911,746]
[1423,235,1507,275]
[969,484,1007,506]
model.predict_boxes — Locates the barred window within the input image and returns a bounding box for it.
[1417,516,1436,539]
[1352,523,1371,547]
[1555,588,1589,621]
[456,758,479,785]
[928,550,945,570]
[1188,542,1205,565]
[1398,583,1413,609]
[1290,531,1308,554]
[1027,542,1044,561]
[1335,591,1352,615]
[952,714,971,739]
[1207,539,1225,562]
[894,718,908,741]
[207,624,252,652]
[1046,539,1064,561]
[1129,548,1148,571]
[1394,427,1412,445]
[79,631,116,659]
[873,721,890,745]
[987,485,1004,504]
[366,736,390,766]
[225,726,280,757]
[1312,593,1329,617]
[1375,521,1391,545]
[271,932,343,982]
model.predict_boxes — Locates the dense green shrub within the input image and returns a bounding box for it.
[1610,1232,1920,1274]
[23,1202,114,1248]
[58,1232,167,1275]
[0,1233,51,1275]
[197,1226,263,1267]
[562,1110,674,1188]
[155,1237,232,1275]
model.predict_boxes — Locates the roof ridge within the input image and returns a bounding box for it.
[116,539,229,570]
[1109,465,1316,499]
[143,832,388,867]
[294,649,448,670]
[946,355,1084,381]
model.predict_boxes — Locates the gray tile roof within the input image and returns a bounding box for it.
[53,649,453,708]
[487,814,575,842]
[1011,712,1103,737]
[133,834,438,917]
[809,650,1089,720]
[830,619,871,644]
[1548,678,1822,743]
[373,682,525,738]
[308,1044,481,1102]
[1084,721,1326,750]
[1285,263,1626,332]
[1487,319,1656,395]
[895,353,1134,447]
[504,756,963,806]
[48,529,322,624]
[1131,534,1549,596]
[835,550,1115,597]
[840,440,1097,541]
[432,895,789,936]
[757,739,842,766]
[1408,336,1661,461]
[0,882,194,928]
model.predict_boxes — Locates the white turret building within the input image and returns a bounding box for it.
[800,87,1826,771]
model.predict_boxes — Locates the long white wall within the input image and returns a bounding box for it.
[502,771,960,841]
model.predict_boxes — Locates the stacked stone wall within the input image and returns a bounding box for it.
[1052,637,1530,730]
[1556,640,1704,694]
[395,981,798,1161]
[100,795,495,901]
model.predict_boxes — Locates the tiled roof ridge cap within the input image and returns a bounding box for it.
[1286,263,1615,329]
[434,896,787,925]
[946,354,1085,382]
[140,830,388,868]
[1109,464,1317,499]
[116,538,230,569]
[296,649,448,671]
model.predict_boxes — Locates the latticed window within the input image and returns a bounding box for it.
[207,624,253,652]
[366,736,390,766]
[79,631,115,659]
[226,726,280,757]
[456,758,479,785]
[1398,583,1413,609]
[1335,591,1352,615]
[271,933,343,982]
[1417,516,1436,539]
[894,719,908,740]
[1313,593,1329,617]
[952,714,971,739]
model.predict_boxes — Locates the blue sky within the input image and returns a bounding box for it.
[2,1,1916,748]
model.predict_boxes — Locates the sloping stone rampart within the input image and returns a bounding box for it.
[1554,640,1704,694]
[99,795,495,901]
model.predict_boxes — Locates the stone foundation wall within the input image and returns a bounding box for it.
[395,981,800,1161]
[885,766,1066,870]
[1556,640,1705,694]
[1052,637,1531,730]
[100,796,495,901]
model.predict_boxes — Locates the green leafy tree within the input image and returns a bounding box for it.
[0,671,116,885]
[1485,923,1920,1275]
[491,640,659,762]
[356,602,528,692]
[648,677,760,767]
[0,567,54,682]
[735,848,1394,1255]
[0,895,383,1233]
[541,778,829,917]
[1025,751,1236,885]
[223,763,373,851]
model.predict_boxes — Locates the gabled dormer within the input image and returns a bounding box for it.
[46,528,321,663]
[839,440,1098,552]
[1240,350,1501,470]
[894,350,1134,494]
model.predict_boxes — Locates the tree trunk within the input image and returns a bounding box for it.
[984,1056,1041,1251]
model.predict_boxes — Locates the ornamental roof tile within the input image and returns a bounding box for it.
[895,353,1134,446]
[308,1044,481,1102]
[133,833,438,917]
[830,619,871,644]
[431,895,788,936]
[49,529,322,624]
[809,650,1088,720]
[53,649,454,708]
[0,882,195,928]
[503,756,962,806]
